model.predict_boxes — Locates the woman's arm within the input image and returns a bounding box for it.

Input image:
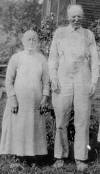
[6,54,19,113]
[40,57,50,114]
[6,54,18,97]
[42,58,50,97]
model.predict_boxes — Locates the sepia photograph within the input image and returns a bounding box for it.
[0,0,100,173]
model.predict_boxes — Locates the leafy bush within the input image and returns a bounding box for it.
[39,13,57,57]
[89,19,100,42]
[0,1,42,64]
[2,1,42,33]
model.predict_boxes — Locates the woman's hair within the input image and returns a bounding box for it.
[22,30,38,44]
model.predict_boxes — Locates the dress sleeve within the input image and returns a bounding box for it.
[88,30,99,84]
[48,30,59,82]
[42,57,50,96]
[6,54,18,97]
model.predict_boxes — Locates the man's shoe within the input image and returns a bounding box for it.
[53,159,64,168]
[76,160,88,172]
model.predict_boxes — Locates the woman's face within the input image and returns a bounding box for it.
[22,31,38,51]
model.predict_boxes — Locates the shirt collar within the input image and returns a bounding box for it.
[67,24,83,33]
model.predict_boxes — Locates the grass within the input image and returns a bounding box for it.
[0,154,100,174]
[0,92,100,173]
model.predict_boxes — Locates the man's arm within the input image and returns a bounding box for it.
[88,30,99,96]
[89,31,99,85]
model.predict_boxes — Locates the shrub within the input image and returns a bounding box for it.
[39,13,57,57]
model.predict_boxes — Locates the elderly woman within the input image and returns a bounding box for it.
[48,4,99,171]
[0,30,49,164]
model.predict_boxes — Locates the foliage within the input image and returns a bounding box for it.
[0,151,100,174]
[0,1,42,64]
[2,1,42,33]
[0,2,56,62]
[39,13,57,57]
[89,19,100,42]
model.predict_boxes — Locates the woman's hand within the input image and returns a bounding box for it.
[40,96,49,115]
[10,95,19,114]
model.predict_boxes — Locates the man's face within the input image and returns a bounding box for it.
[68,6,83,29]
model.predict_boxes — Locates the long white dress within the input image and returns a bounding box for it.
[0,50,49,156]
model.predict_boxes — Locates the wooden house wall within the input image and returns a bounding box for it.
[77,0,100,21]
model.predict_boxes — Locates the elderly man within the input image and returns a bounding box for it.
[48,4,99,171]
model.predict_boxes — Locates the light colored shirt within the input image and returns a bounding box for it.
[49,25,99,85]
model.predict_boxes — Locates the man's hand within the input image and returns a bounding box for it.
[52,77,61,94]
[40,96,49,115]
[89,83,96,97]
[10,95,19,114]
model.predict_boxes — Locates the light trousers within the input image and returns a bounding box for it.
[52,67,91,160]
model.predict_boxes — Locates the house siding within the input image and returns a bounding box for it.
[77,0,100,20]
